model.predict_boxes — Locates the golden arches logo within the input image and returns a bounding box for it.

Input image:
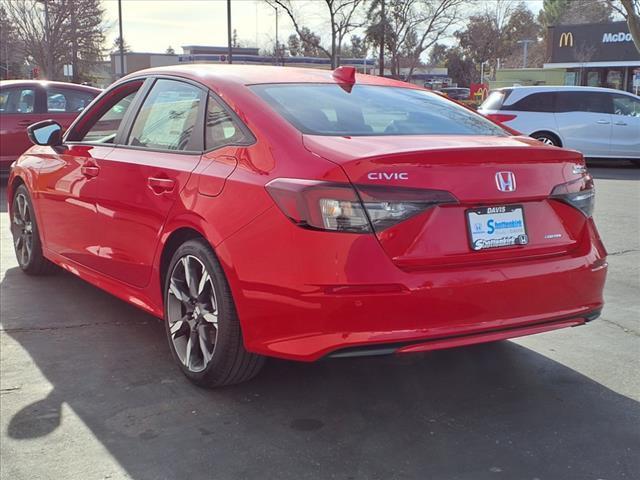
[559,32,574,47]
[474,87,488,100]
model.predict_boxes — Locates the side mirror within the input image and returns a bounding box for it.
[27,120,63,147]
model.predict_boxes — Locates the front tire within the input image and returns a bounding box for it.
[163,238,264,387]
[10,185,57,275]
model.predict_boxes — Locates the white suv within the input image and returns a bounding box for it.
[478,86,640,162]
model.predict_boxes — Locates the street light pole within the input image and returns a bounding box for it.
[227,0,233,64]
[378,0,385,76]
[117,0,125,77]
[517,39,533,68]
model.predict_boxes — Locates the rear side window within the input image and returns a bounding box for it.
[128,79,204,151]
[252,84,506,137]
[0,87,36,113]
[205,95,251,150]
[46,88,96,113]
[556,92,612,114]
[508,92,555,112]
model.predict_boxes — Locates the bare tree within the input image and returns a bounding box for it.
[608,0,640,53]
[266,0,365,68]
[4,0,106,82]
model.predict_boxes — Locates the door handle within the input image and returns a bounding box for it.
[81,164,100,178]
[596,119,610,124]
[148,177,175,194]
[17,120,32,127]
[614,121,627,126]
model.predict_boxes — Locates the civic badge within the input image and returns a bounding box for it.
[495,171,516,192]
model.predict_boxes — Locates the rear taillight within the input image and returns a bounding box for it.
[486,113,517,123]
[550,174,595,217]
[266,179,458,233]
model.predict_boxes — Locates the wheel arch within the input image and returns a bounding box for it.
[159,227,209,290]
[530,130,563,147]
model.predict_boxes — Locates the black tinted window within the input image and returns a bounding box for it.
[509,92,555,112]
[556,92,612,114]
[253,84,506,136]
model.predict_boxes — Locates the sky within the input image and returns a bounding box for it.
[102,0,545,56]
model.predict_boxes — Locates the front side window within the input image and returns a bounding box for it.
[128,79,204,151]
[77,82,142,144]
[612,94,640,117]
[0,88,36,114]
[47,88,96,113]
[252,84,507,137]
[205,95,250,150]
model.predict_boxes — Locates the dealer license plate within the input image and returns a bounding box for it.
[466,205,528,251]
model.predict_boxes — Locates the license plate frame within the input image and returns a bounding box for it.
[466,205,529,251]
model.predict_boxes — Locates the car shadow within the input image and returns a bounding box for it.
[1,267,639,479]
[588,161,640,181]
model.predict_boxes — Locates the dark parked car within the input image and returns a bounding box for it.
[439,87,471,100]
[0,80,100,173]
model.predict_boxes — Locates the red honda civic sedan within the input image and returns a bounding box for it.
[7,65,607,387]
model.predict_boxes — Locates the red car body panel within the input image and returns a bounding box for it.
[0,80,100,171]
[7,65,607,362]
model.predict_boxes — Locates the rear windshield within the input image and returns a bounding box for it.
[251,84,507,137]
[481,90,510,111]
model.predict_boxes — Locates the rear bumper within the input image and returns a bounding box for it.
[217,207,607,362]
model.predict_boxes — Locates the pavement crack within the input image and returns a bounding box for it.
[600,317,640,337]
[607,249,639,256]
[0,321,152,333]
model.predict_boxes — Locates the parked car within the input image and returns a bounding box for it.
[0,80,100,173]
[8,65,607,387]
[478,86,640,163]
[439,87,470,100]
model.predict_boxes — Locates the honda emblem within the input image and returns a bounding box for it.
[495,171,516,192]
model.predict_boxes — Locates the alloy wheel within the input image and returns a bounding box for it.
[536,136,556,146]
[166,255,219,373]
[11,193,34,267]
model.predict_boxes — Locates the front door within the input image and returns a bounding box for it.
[91,78,206,288]
[610,93,640,159]
[36,80,145,269]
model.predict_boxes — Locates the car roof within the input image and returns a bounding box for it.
[496,85,637,96]
[123,64,422,91]
[0,79,101,93]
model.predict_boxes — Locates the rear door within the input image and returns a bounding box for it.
[554,91,612,157]
[90,77,206,287]
[610,93,640,159]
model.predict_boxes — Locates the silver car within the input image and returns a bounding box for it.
[478,86,640,163]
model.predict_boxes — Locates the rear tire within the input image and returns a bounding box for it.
[10,185,57,275]
[163,238,265,387]
[531,132,561,147]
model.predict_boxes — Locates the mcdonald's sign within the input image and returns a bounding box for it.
[470,83,489,101]
[559,32,574,47]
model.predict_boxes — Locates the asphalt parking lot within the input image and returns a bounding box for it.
[1,162,638,480]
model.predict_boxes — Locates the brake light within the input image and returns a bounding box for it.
[486,113,517,123]
[266,179,458,233]
[550,174,595,217]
